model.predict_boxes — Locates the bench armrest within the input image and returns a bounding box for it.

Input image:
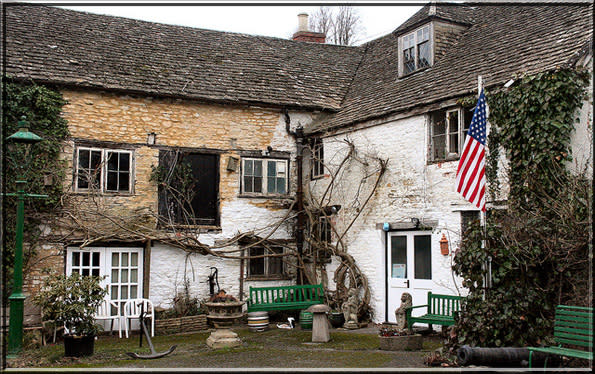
[407,305,428,310]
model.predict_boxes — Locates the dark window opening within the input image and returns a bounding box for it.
[311,138,324,179]
[158,151,219,226]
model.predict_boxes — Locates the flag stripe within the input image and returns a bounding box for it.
[456,89,487,212]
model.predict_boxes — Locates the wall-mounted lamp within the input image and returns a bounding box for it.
[226,156,239,172]
[147,132,156,145]
[382,222,390,232]
[439,233,449,256]
[411,217,420,228]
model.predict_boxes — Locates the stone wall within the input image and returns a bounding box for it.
[25,88,317,316]
[155,314,208,335]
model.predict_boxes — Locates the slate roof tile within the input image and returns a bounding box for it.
[4,4,364,110]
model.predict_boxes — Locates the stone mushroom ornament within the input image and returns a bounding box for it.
[394,292,413,330]
[306,304,331,342]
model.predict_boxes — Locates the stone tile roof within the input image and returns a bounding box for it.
[4,3,592,132]
[4,4,364,110]
[311,4,593,133]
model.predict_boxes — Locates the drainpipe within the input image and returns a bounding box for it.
[285,111,305,285]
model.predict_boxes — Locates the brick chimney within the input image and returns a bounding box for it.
[292,13,325,43]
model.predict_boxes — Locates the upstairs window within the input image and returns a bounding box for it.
[311,138,324,179]
[429,107,474,162]
[242,158,288,196]
[401,25,432,75]
[75,147,133,193]
[157,151,219,226]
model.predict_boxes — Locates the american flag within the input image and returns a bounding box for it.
[456,90,487,212]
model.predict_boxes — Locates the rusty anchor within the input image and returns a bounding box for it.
[126,303,176,359]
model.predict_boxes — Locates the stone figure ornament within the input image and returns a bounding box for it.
[394,292,413,330]
[342,288,359,329]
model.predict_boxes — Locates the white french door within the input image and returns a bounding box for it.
[66,247,143,316]
[386,231,433,323]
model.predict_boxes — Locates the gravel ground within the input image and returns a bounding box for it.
[5,326,444,369]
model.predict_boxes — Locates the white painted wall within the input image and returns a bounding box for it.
[309,114,474,323]
[569,56,593,177]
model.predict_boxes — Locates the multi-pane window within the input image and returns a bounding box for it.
[67,247,143,315]
[242,158,288,195]
[311,139,324,179]
[75,147,133,193]
[461,211,480,239]
[402,25,431,74]
[430,107,474,161]
[247,246,284,278]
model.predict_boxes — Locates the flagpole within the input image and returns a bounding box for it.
[477,75,491,298]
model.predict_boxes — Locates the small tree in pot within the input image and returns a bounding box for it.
[33,272,107,357]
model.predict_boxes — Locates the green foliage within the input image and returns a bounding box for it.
[2,79,70,298]
[33,272,107,336]
[487,68,590,207]
[449,67,591,351]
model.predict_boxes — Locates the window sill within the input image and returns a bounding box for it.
[310,174,327,181]
[428,155,459,165]
[71,190,135,197]
[245,275,291,281]
[399,65,431,79]
[238,194,292,200]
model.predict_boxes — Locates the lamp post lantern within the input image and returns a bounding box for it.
[5,116,47,358]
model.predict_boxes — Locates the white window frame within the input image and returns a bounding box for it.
[66,247,143,313]
[74,147,134,193]
[311,139,325,179]
[246,245,285,279]
[430,107,472,162]
[241,158,289,196]
[400,24,433,75]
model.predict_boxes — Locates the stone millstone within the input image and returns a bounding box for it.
[206,328,242,349]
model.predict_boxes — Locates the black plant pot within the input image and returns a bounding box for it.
[64,334,95,357]
[328,312,345,328]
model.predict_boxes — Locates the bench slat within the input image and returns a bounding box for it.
[554,326,593,336]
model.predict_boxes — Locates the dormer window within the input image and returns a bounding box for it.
[400,24,433,75]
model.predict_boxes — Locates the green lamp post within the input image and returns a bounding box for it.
[5,116,47,358]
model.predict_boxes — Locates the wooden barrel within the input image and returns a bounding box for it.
[247,311,269,332]
[299,310,313,330]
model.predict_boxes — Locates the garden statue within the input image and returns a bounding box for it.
[394,292,412,330]
[342,288,359,329]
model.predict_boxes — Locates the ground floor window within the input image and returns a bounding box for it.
[66,247,143,313]
[246,245,285,279]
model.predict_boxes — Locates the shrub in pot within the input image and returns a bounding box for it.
[33,272,107,357]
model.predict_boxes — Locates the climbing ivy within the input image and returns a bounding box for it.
[449,67,591,351]
[2,79,70,298]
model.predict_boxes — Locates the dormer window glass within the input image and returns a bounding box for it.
[401,24,432,75]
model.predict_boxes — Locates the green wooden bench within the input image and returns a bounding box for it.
[528,305,593,368]
[246,283,325,313]
[406,292,464,330]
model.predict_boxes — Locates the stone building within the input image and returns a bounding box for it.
[4,2,592,326]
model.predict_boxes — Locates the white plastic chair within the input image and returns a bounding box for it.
[123,298,154,338]
[94,299,122,338]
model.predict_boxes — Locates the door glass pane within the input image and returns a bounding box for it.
[111,285,118,299]
[82,268,89,276]
[82,252,90,266]
[391,236,407,278]
[131,253,138,267]
[130,285,137,299]
[92,268,99,276]
[121,285,128,299]
[414,235,432,280]
[92,252,100,266]
[130,269,138,283]
[111,269,119,283]
[112,252,119,267]
[122,253,128,266]
[122,269,129,282]
[72,252,80,266]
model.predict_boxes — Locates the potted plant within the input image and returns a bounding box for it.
[33,272,107,357]
[378,324,423,351]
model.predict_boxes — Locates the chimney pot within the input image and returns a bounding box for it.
[298,13,309,32]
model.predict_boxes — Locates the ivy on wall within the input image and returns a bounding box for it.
[2,79,70,298]
[449,67,591,350]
